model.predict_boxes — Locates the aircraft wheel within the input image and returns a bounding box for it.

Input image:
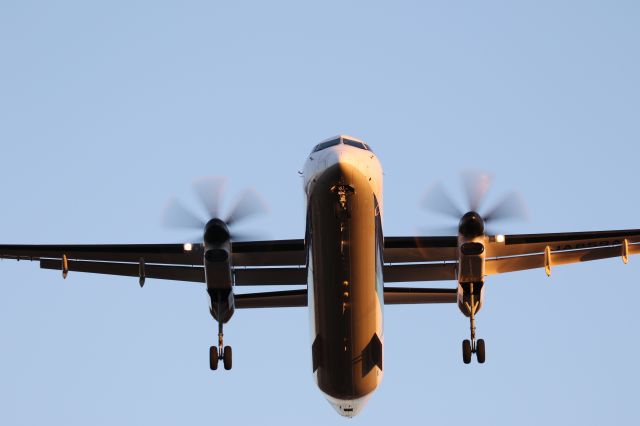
[210,346,219,371]
[462,340,472,364]
[223,346,233,370]
[476,339,486,364]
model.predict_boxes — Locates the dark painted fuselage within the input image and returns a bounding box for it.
[303,138,384,417]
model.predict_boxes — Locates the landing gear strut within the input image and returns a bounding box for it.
[462,283,485,364]
[210,301,232,371]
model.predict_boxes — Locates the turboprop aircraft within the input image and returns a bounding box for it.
[1,135,639,417]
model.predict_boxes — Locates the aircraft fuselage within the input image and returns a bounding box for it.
[302,137,384,417]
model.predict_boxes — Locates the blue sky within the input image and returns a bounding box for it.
[1,1,639,424]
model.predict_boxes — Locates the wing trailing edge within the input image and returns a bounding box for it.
[233,287,458,308]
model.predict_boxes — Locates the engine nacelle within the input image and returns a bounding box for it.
[203,218,235,323]
[203,218,233,290]
[458,241,485,282]
[456,211,487,316]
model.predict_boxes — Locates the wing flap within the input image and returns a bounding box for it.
[383,263,457,282]
[234,287,459,308]
[384,287,457,304]
[40,258,307,285]
[486,243,640,275]
[40,259,205,283]
[235,289,307,308]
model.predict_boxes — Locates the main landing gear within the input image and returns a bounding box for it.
[462,283,485,364]
[210,319,232,371]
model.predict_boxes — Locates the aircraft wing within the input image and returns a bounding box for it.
[0,239,307,286]
[383,236,457,263]
[0,238,459,307]
[0,237,462,285]
[379,229,640,282]
[485,229,640,275]
[10,230,635,304]
[382,236,458,282]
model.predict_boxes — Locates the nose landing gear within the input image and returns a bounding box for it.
[462,283,486,364]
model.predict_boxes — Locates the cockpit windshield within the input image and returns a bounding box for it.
[312,138,341,153]
[342,138,374,153]
[311,136,374,154]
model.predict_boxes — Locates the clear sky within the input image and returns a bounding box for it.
[1,1,639,424]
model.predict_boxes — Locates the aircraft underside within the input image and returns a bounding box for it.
[307,161,384,417]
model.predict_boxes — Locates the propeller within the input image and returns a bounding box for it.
[461,171,492,213]
[162,177,268,242]
[421,171,527,235]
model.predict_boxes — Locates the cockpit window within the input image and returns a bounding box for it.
[312,138,341,153]
[311,137,374,154]
[343,138,373,152]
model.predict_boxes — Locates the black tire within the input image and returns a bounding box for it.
[462,339,472,364]
[223,346,233,370]
[476,339,486,364]
[210,346,219,371]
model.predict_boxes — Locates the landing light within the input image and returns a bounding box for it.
[496,234,505,243]
[184,243,193,251]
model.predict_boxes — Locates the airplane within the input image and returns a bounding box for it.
[1,134,639,417]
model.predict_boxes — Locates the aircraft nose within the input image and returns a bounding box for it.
[324,147,345,167]
[325,392,373,417]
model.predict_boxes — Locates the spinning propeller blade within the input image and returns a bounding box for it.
[194,177,226,220]
[484,191,528,223]
[421,182,463,219]
[420,172,527,235]
[462,171,493,213]
[226,188,268,226]
[162,198,206,230]
[163,177,269,241]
